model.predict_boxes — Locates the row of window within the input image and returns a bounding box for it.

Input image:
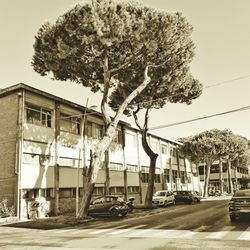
[163,169,191,184]
[26,104,179,154]
[22,186,140,199]
[199,165,249,175]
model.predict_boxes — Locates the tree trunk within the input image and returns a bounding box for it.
[144,153,158,207]
[203,160,211,198]
[132,107,158,208]
[78,65,151,218]
[219,159,223,194]
[78,125,117,218]
[104,150,110,195]
[227,160,233,194]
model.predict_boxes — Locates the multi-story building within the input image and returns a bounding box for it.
[199,159,250,193]
[0,83,201,218]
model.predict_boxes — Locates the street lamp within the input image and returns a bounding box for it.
[76,99,97,217]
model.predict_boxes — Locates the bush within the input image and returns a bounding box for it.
[0,199,15,218]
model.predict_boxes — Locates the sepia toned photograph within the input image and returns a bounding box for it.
[1,1,250,249]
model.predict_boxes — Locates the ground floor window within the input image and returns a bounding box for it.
[128,186,139,193]
[110,186,124,194]
[93,187,105,195]
[22,188,54,199]
[155,174,161,183]
[59,188,73,198]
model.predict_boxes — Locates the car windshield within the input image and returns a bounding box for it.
[233,190,250,197]
[155,192,166,196]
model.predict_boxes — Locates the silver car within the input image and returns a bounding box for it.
[152,190,175,206]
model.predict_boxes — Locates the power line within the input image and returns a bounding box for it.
[149,105,250,131]
[205,74,250,89]
[25,73,250,123]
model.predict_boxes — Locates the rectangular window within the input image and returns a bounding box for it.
[26,103,52,128]
[110,186,124,194]
[161,145,168,155]
[113,130,123,145]
[60,113,80,134]
[180,171,185,183]
[164,169,170,183]
[126,133,137,148]
[93,187,105,195]
[59,188,73,198]
[172,170,178,183]
[155,174,161,183]
[142,173,149,183]
[109,163,124,171]
[128,186,139,193]
[126,164,138,172]
[87,122,103,139]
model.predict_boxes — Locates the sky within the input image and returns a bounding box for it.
[1,0,250,141]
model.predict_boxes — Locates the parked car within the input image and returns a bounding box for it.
[88,195,129,217]
[173,190,202,204]
[229,189,250,221]
[152,190,175,206]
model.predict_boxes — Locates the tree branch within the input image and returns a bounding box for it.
[133,105,143,131]
[112,65,151,127]
[143,107,150,132]
[101,52,112,126]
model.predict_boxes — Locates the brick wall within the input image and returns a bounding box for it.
[0,92,19,207]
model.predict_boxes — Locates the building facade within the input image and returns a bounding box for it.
[0,83,201,218]
[199,160,250,194]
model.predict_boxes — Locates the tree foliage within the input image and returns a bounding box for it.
[179,129,249,196]
[32,0,201,217]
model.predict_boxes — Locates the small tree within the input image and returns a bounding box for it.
[179,129,226,197]
[221,133,248,193]
[32,0,199,217]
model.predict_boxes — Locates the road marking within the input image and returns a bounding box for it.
[89,228,114,234]
[96,224,130,229]
[108,225,147,235]
[193,225,210,232]
[238,227,250,240]
[206,226,235,239]
[127,229,159,237]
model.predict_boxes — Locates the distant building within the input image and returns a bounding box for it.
[0,83,201,218]
[199,156,250,193]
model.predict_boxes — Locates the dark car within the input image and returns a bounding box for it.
[173,190,202,204]
[88,195,129,217]
[229,189,250,221]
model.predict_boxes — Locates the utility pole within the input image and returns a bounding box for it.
[76,99,88,217]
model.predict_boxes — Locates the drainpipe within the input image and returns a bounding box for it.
[136,132,143,204]
[54,102,60,215]
[122,126,128,201]
[17,89,24,219]
[158,139,165,190]
[169,144,173,191]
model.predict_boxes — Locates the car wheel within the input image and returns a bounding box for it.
[230,214,236,222]
[172,200,176,205]
[110,208,119,217]
[121,212,127,217]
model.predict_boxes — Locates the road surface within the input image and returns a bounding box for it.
[1,199,250,250]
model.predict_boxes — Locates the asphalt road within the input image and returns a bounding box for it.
[1,199,250,250]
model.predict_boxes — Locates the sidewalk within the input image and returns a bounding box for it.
[201,195,232,201]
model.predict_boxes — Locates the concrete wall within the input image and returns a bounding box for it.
[0,92,19,206]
